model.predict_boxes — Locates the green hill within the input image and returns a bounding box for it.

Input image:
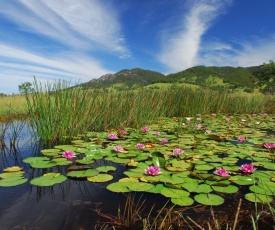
[81,65,263,91]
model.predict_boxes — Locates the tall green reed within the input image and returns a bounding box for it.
[25,81,275,143]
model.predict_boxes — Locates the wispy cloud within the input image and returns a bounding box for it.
[159,0,232,72]
[0,0,131,93]
[0,0,129,54]
[198,36,275,67]
[0,44,111,93]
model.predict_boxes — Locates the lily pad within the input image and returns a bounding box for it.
[127,182,154,192]
[245,193,273,203]
[161,187,190,198]
[96,166,116,173]
[0,177,28,187]
[30,173,67,186]
[87,174,113,182]
[171,197,194,206]
[67,169,99,178]
[3,166,23,172]
[194,193,224,206]
[212,185,239,193]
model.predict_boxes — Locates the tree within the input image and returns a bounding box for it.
[256,61,275,94]
[18,82,33,94]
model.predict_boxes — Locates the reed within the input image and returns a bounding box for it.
[24,81,275,143]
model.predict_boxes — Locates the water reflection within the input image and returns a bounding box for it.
[0,121,136,229]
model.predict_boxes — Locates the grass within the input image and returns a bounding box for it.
[0,95,27,121]
[22,81,275,143]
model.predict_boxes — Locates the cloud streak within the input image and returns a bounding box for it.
[159,0,232,72]
[198,36,275,67]
[0,0,131,93]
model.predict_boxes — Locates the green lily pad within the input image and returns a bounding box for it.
[96,166,116,173]
[230,176,256,185]
[30,173,67,186]
[67,169,99,178]
[87,174,113,182]
[30,160,57,169]
[0,176,27,187]
[41,148,61,156]
[0,171,24,178]
[194,194,224,206]
[23,157,49,163]
[212,185,239,193]
[245,193,273,203]
[107,182,131,193]
[171,197,194,206]
[3,166,23,172]
[127,182,154,192]
[161,187,190,198]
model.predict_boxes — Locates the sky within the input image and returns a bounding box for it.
[1,0,275,94]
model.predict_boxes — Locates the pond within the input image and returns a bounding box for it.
[0,121,170,229]
[0,114,275,229]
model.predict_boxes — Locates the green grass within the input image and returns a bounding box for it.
[0,95,27,120]
[14,80,275,143]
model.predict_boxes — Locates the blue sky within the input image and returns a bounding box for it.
[1,0,275,94]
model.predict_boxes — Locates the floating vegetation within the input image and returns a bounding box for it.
[0,166,27,187]
[9,113,275,206]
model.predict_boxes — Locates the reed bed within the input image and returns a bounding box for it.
[24,81,275,143]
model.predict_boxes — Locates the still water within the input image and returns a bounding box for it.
[0,121,168,229]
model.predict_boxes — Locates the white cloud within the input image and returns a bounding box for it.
[0,0,130,55]
[0,0,131,94]
[159,0,232,72]
[0,44,111,94]
[197,36,275,67]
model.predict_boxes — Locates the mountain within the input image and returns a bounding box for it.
[82,68,166,89]
[81,65,263,90]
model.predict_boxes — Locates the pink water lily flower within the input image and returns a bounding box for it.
[240,164,256,174]
[205,129,212,134]
[173,148,184,155]
[108,133,118,139]
[264,143,275,149]
[225,117,230,122]
[142,126,150,132]
[215,168,229,177]
[211,113,216,117]
[114,146,124,152]
[160,138,168,144]
[238,137,246,144]
[153,131,161,136]
[136,143,145,149]
[145,166,161,176]
[196,124,202,129]
[119,130,127,135]
[62,150,76,160]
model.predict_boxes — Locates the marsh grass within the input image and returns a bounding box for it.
[0,95,27,121]
[24,81,275,143]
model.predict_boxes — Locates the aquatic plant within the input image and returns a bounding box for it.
[173,148,184,155]
[238,137,246,143]
[114,146,124,152]
[62,150,76,160]
[240,164,256,174]
[108,133,118,139]
[141,126,150,132]
[145,166,161,176]
[264,143,275,149]
[136,143,145,149]
[215,168,230,177]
